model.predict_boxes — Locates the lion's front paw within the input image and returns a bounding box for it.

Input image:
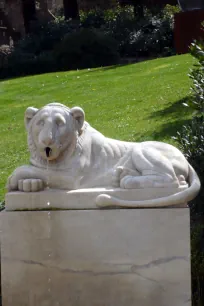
[7,174,18,191]
[18,179,44,192]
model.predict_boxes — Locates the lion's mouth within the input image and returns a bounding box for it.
[45,147,52,158]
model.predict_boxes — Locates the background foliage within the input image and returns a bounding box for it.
[0,4,179,79]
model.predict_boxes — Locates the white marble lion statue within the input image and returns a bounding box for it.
[7,103,200,207]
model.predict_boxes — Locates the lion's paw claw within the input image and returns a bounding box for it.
[18,179,44,192]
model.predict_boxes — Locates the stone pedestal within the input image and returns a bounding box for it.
[1,196,191,306]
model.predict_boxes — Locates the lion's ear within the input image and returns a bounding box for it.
[24,107,38,130]
[70,107,85,133]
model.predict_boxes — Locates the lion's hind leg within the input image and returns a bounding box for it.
[120,145,180,189]
[112,166,140,187]
[120,173,179,189]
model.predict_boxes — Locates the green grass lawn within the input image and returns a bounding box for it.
[0,54,195,201]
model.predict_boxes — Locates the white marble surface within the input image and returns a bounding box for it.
[6,103,200,208]
[1,209,191,306]
[5,187,188,211]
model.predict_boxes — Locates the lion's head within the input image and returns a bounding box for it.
[25,103,85,163]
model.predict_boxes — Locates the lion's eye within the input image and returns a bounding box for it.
[55,114,66,127]
[37,120,44,126]
[56,120,65,127]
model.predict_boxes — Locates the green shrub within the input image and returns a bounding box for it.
[162,4,181,18]
[101,5,175,57]
[0,19,77,79]
[54,28,119,70]
[127,16,174,57]
[80,9,106,28]
[174,35,204,306]
[12,19,77,56]
[79,5,175,57]
[188,42,204,113]
[80,5,135,28]
[0,51,55,79]
[102,6,138,57]
[80,6,137,57]
[175,116,204,214]
[174,32,204,214]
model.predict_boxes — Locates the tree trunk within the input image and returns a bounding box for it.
[38,0,52,21]
[63,0,79,20]
[21,0,36,33]
[39,0,48,12]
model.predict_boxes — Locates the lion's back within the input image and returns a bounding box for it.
[87,125,133,160]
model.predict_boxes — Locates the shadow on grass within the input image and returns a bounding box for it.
[0,56,156,82]
[87,57,156,73]
[148,96,192,141]
[149,96,192,120]
[72,62,132,76]
[133,97,193,142]
[0,63,126,82]
[131,117,192,143]
[151,118,192,141]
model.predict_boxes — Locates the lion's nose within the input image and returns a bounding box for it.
[41,132,54,146]
[42,138,53,146]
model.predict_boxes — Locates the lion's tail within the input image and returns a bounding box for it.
[95,165,201,208]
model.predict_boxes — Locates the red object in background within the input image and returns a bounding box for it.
[174,9,204,54]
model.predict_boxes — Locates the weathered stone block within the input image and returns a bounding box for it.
[1,208,191,306]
